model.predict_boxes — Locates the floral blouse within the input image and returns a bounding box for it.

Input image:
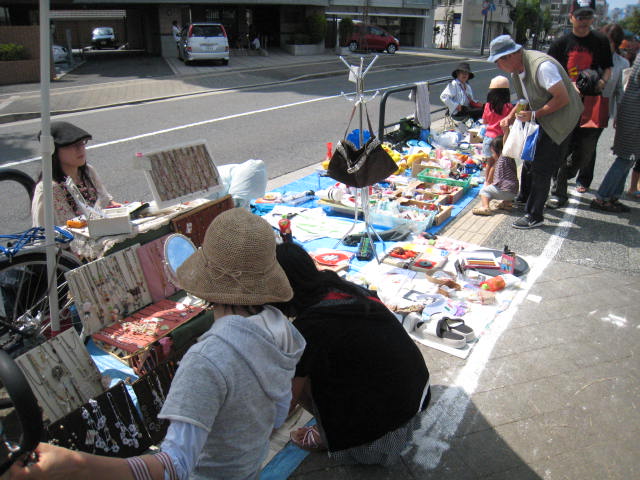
[31,164,113,227]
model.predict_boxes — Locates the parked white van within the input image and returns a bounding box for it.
[178,23,230,65]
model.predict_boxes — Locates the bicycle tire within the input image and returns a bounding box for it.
[0,349,42,475]
[0,168,36,201]
[0,252,81,348]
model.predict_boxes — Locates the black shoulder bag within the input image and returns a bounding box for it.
[327,104,397,188]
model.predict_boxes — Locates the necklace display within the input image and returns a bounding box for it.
[147,144,220,203]
[135,235,179,303]
[66,246,152,335]
[132,359,178,444]
[46,382,152,458]
[16,328,103,422]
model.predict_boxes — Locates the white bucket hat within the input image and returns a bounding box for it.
[487,35,523,63]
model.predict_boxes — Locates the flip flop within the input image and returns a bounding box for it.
[290,425,327,452]
[414,318,466,349]
[576,185,588,193]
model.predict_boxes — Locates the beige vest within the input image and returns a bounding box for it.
[512,50,583,145]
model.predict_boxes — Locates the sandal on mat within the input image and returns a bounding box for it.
[438,316,475,342]
[290,425,327,452]
[415,318,466,349]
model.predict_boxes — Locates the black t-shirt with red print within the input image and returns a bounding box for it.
[547,30,613,81]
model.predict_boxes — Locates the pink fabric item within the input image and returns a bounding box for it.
[136,234,179,303]
[482,103,513,139]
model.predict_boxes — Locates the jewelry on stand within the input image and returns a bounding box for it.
[106,390,141,449]
[88,398,120,453]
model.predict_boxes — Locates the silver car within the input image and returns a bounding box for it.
[178,23,229,65]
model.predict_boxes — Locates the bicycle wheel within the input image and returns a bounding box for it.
[0,169,36,232]
[0,169,35,201]
[0,252,81,355]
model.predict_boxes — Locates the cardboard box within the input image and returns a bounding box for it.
[433,205,454,226]
[87,207,133,237]
[468,128,483,144]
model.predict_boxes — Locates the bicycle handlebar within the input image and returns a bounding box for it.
[0,227,74,260]
[0,349,42,475]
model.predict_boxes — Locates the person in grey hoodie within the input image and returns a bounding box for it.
[7,208,305,480]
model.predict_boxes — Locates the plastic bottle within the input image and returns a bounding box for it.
[278,215,292,243]
[514,99,529,114]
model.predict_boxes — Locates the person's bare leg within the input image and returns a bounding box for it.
[628,169,639,195]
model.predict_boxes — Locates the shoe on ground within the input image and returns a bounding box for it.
[472,206,492,216]
[590,198,629,213]
[611,199,631,212]
[512,198,526,209]
[545,196,567,209]
[575,185,588,194]
[494,200,512,211]
[512,215,544,229]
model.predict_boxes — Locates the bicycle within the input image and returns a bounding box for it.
[0,227,82,357]
[0,169,35,202]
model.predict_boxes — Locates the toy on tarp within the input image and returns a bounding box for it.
[480,275,506,292]
[500,245,516,275]
[255,190,315,206]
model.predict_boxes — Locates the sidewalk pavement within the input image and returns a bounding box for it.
[0,46,482,124]
[270,122,640,480]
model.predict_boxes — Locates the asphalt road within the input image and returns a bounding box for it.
[0,56,498,234]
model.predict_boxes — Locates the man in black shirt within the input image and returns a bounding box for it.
[546,0,612,208]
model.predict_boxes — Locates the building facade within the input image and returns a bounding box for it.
[433,0,512,50]
[0,0,437,57]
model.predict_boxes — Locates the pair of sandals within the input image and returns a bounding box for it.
[414,315,475,349]
[290,425,326,452]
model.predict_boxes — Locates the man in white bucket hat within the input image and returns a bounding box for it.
[489,34,583,229]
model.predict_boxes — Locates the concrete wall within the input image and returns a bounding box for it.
[0,25,53,85]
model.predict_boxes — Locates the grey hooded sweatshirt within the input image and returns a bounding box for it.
[159,305,305,480]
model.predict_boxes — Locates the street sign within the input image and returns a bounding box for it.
[482,0,495,16]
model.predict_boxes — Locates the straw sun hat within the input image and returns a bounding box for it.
[176,208,293,305]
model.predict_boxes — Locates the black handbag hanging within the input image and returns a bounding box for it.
[327,104,398,188]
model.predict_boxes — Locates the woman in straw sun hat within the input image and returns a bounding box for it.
[7,208,306,480]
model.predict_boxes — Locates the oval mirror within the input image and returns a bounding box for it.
[164,234,197,286]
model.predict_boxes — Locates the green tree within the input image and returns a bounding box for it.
[306,13,327,44]
[512,0,547,46]
[338,17,354,47]
[620,8,640,36]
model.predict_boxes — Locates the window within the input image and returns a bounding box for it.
[192,25,223,37]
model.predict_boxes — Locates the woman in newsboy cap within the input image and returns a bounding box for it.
[32,121,120,227]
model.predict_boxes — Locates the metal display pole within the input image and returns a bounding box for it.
[335,55,385,262]
[39,0,60,333]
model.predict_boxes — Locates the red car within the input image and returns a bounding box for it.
[347,24,399,54]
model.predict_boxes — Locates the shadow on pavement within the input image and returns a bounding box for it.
[290,386,542,480]
[55,50,174,84]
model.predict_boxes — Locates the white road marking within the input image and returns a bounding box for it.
[409,198,581,471]
[0,78,423,169]
[0,95,19,111]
